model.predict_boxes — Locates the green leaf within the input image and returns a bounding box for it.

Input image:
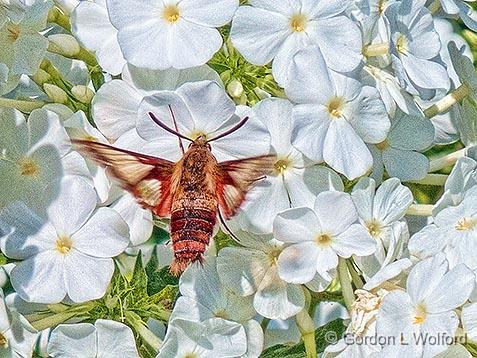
[145,251,178,296]
[260,319,346,358]
[131,253,148,297]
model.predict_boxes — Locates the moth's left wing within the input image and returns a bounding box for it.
[216,155,276,219]
[72,139,176,216]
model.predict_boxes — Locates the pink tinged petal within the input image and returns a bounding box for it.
[291,104,330,162]
[95,320,139,357]
[47,176,98,237]
[177,81,236,134]
[313,191,358,235]
[64,251,114,302]
[11,251,66,304]
[323,118,373,180]
[277,242,319,284]
[166,21,223,69]
[285,47,334,104]
[273,207,320,243]
[180,0,239,27]
[230,6,290,65]
[406,254,448,305]
[0,202,56,259]
[308,16,363,73]
[425,264,475,313]
[92,80,143,141]
[48,323,97,357]
[332,224,376,257]
[72,207,129,258]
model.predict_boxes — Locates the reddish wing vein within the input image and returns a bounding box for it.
[216,154,276,219]
[72,139,175,216]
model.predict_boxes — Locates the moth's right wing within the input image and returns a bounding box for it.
[72,139,176,217]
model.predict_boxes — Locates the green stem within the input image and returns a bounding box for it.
[346,259,364,289]
[296,309,317,358]
[260,318,270,332]
[337,257,354,313]
[408,173,448,186]
[406,204,433,217]
[429,148,468,172]
[28,311,78,331]
[48,7,71,31]
[424,84,470,118]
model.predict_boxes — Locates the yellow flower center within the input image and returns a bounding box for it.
[327,97,345,118]
[378,0,387,14]
[413,303,427,325]
[396,34,409,55]
[267,248,282,266]
[455,217,477,231]
[183,354,199,358]
[55,235,73,255]
[273,158,291,175]
[367,220,382,238]
[315,233,332,247]
[19,157,40,177]
[289,13,307,32]
[163,5,180,23]
[6,23,20,42]
[189,130,207,141]
[0,333,8,348]
[375,139,390,151]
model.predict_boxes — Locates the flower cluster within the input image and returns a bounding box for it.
[0,0,477,357]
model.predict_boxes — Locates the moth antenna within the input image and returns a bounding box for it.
[207,116,249,142]
[168,105,185,154]
[148,112,193,142]
[218,208,241,244]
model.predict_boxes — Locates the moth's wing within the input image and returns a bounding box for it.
[216,155,276,219]
[72,139,176,217]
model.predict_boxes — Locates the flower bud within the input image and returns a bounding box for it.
[31,68,51,86]
[48,34,81,57]
[71,85,94,104]
[44,83,68,104]
[227,79,244,99]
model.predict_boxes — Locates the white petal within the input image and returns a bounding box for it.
[285,46,333,104]
[462,303,477,340]
[373,178,413,225]
[277,242,319,284]
[273,207,320,243]
[64,251,114,302]
[92,80,143,141]
[180,0,238,27]
[323,118,373,180]
[313,191,357,235]
[72,207,129,258]
[406,254,448,305]
[11,251,66,304]
[48,323,97,358]
[332,224,376,257]
[421,312,459,357]
[426,264,475,313]
[231,6,290,65]
[48,176,98,236]
[95,319,139,357]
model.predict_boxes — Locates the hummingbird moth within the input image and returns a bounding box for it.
[73,109,275,275]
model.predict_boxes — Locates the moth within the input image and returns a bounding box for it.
[73,110,275,275]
